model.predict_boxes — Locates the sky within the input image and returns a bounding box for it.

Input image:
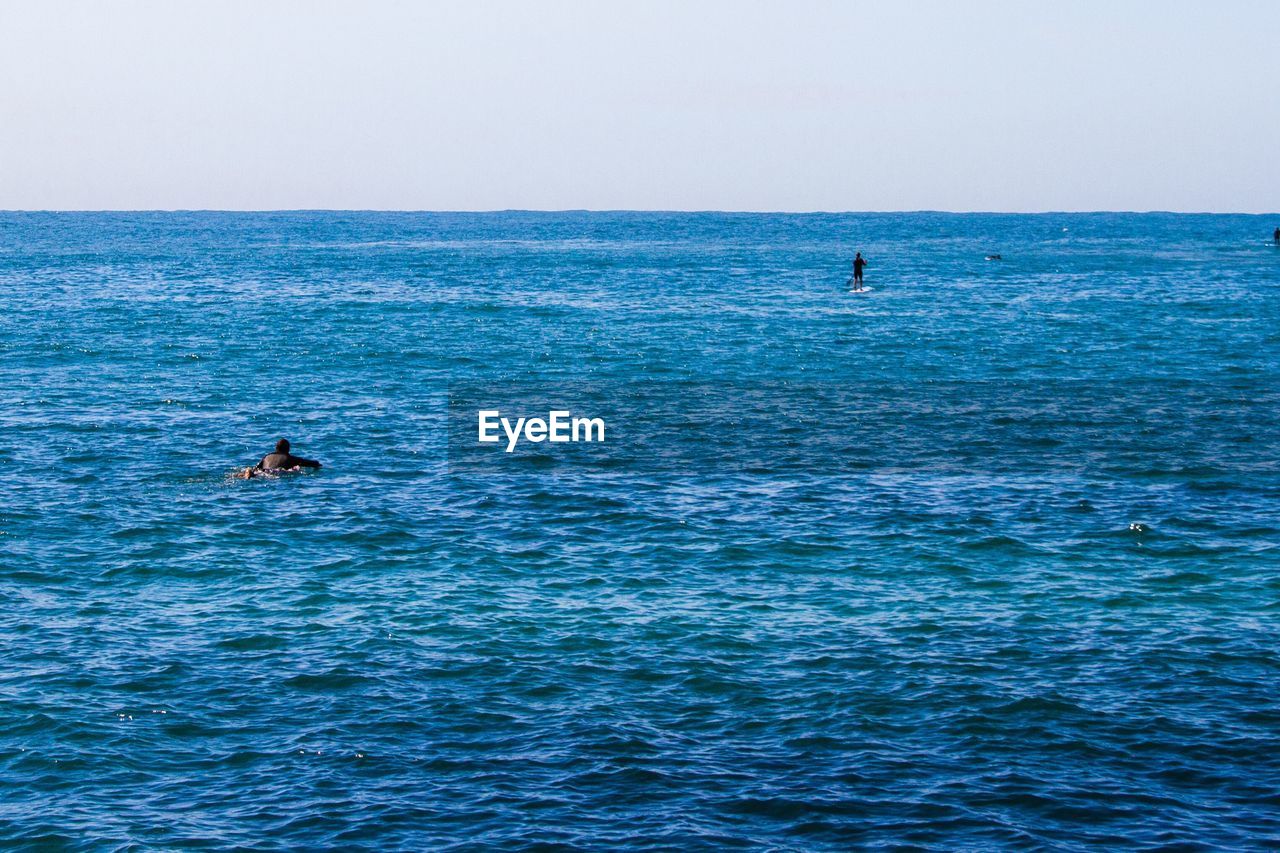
[1,1,1277,212]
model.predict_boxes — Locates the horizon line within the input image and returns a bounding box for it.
[2,208,1278,216]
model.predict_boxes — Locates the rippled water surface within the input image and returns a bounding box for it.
[2,212,1279,849]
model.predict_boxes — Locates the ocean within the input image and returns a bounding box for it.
[2,211,1278,849]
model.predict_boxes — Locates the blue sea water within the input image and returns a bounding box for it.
[1,211,1279,849]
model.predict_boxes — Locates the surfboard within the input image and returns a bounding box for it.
[848,286,873,294]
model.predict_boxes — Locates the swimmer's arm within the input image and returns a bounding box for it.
[294,456,322,469]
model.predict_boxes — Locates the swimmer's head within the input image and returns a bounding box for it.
[275,438,290,453]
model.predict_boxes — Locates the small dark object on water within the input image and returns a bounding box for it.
[239,438,322,479]
[851,252,869,291]
[985,254,1002,261]
[1128,522,1151,533]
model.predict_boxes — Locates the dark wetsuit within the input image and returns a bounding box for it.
[254,452,321,471]
[853,256,868,283]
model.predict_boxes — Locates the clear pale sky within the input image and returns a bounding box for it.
[1,1,1277,211]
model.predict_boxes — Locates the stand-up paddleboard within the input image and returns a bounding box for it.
[847,286,873,294]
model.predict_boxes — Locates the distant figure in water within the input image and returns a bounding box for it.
[851,252,868,290]
[1274,227,1279,245]
[239,438,321,478]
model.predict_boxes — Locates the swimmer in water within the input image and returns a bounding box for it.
[851,252,868,291]
[1274,227,1279,245]
[239,438,321,478]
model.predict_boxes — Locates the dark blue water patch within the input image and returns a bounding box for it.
[445,378,1280,482]
[1,212,1279,849]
